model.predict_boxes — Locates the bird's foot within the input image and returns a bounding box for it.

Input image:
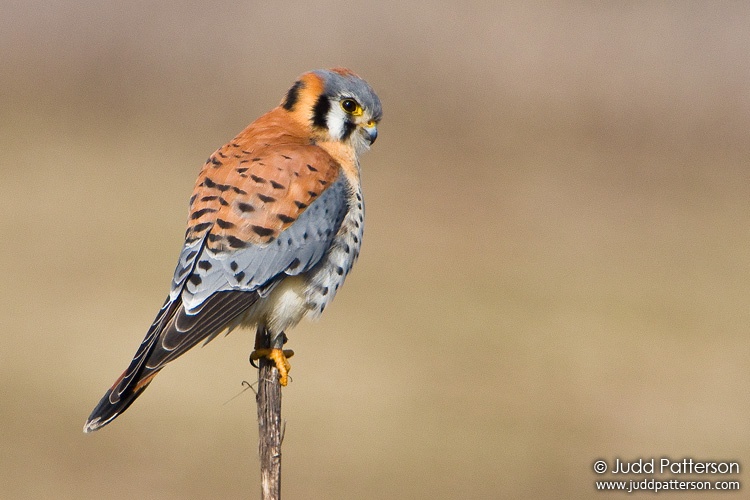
[250,348,294,386]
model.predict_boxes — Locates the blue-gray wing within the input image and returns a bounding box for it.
[178,172,350,311]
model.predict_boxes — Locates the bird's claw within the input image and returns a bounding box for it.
[249,348,294,386]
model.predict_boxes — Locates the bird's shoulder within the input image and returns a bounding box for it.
[186,108,344,252]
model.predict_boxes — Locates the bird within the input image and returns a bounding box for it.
[84,68,381,433]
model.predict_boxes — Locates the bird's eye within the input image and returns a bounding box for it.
[340,98,362,115]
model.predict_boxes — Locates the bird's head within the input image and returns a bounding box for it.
[282,68,382,156]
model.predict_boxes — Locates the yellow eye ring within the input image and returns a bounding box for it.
[340,98,363,116]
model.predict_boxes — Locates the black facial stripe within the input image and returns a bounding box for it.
[341,120,357,141]
[282,80,304,111]
[312,94,330,128]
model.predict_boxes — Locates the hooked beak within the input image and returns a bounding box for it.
[364,123,378,144]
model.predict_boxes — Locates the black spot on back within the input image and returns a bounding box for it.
[227,236,247,248]
[251,225,274,237]
[191,222,213,233]
[216,218,234,229]
[191,208,217,219]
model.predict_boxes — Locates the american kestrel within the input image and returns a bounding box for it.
[84,68,381,433]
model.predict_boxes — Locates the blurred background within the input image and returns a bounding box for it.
[2,1,749,498]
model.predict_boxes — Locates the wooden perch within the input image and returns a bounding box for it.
[255,327,283,500]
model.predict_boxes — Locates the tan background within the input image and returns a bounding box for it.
[2,2,749,498]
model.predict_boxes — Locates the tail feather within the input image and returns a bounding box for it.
[83,371,159,433]
[83,290,259,433]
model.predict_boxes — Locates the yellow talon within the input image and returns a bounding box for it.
[250,348,294,386]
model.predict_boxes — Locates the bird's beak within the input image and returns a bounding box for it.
[364,123,378,144]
